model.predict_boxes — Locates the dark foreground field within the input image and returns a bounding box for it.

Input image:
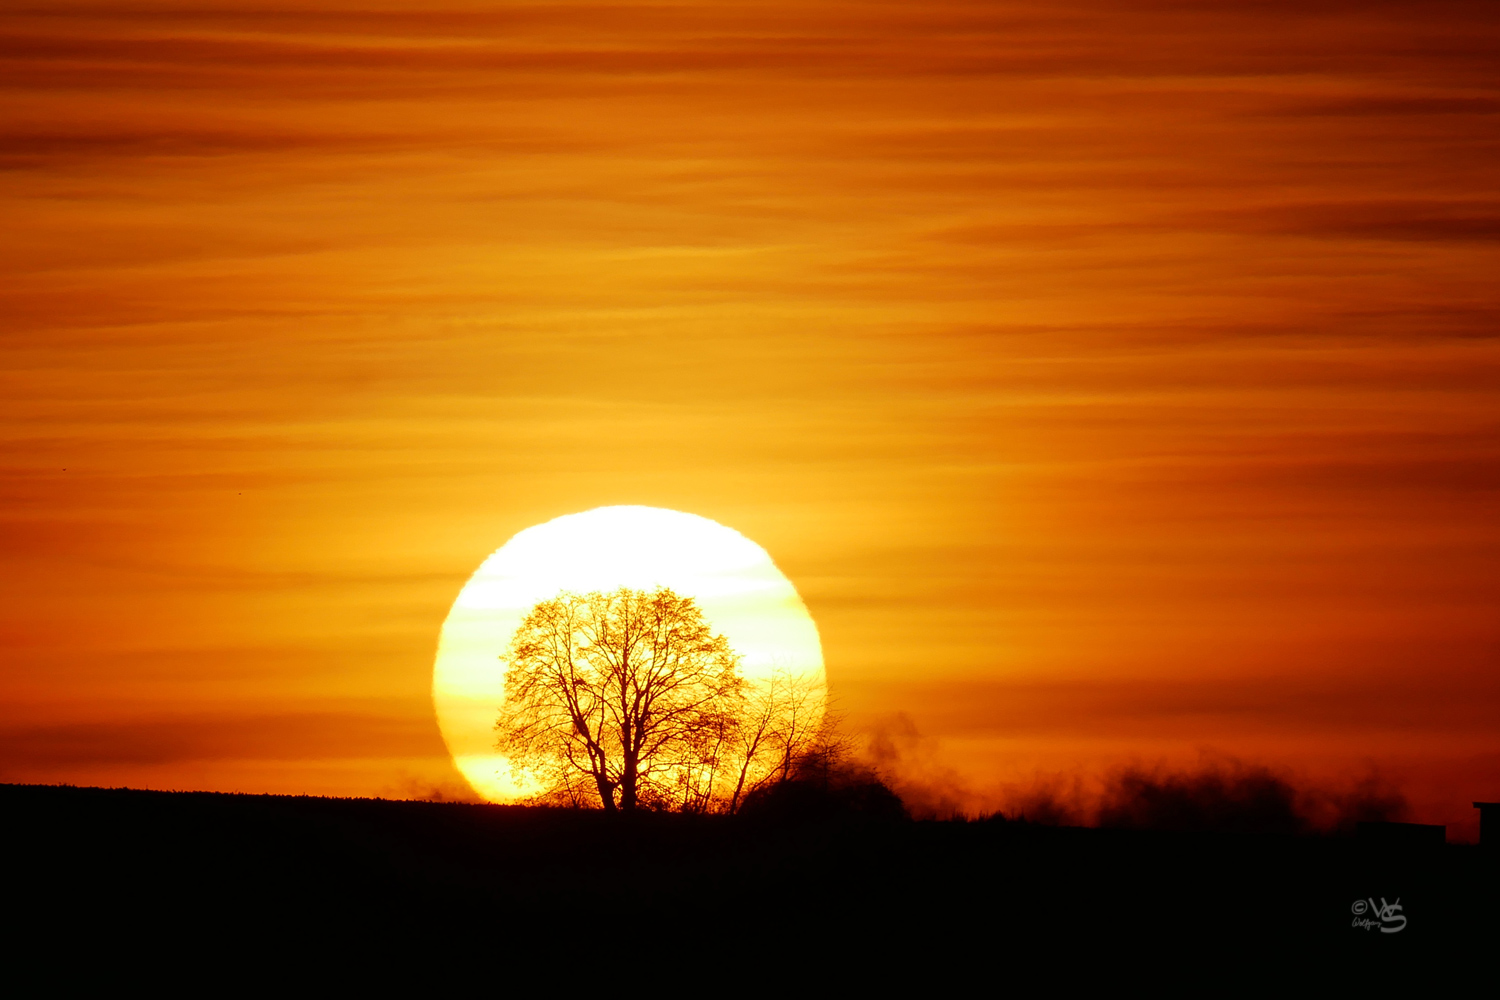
[4,783,1493,970]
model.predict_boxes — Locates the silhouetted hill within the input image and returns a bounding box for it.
[4,783,1492,969]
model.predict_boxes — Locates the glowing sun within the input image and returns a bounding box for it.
[432,505,826,802]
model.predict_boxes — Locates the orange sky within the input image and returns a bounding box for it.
[3,1,1498,837]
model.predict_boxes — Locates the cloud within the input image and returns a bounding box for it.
[1230,201,1500,244]
[0,710,442,769]
[1271,96,1500,118]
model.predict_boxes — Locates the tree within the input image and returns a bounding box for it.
[663,666,829,815]
[496,586,744,812]
[721,667,828,813]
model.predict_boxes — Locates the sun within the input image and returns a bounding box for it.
[432,506,826,802]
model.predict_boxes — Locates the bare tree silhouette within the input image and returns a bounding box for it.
[496,586,743,812]
[723,668,829,813]
[495,586,835,813]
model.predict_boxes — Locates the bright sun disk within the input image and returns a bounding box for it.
[432,505,826,802]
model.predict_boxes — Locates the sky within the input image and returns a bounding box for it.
[2,1,1498,837]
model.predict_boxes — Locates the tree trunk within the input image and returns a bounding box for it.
[729,762,750,814]
[620,753,638,811]
[619,714,638,811]
[595,774,616,812]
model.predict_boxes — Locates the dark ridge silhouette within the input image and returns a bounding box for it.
[1357,821,1447,848]
[3,782,1494,968]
